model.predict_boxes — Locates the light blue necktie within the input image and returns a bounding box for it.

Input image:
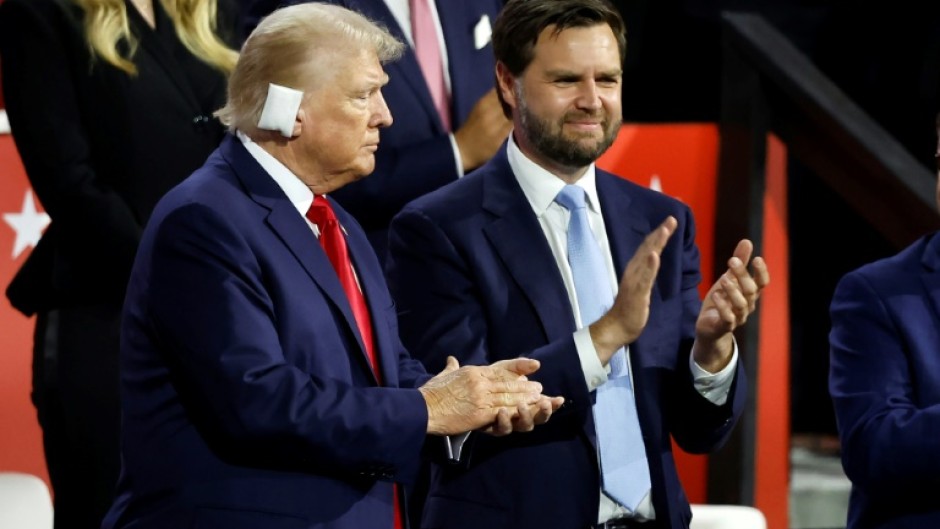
[554,184,651,511]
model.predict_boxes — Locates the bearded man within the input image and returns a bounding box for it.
[385,0,770,528]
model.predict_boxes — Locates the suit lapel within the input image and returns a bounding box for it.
[220,136,377,383]
[597,172,650,280]
[481,148,576,342]
[597,173,664,357]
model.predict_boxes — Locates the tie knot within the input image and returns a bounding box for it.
[554,185,588,211]
[306,195,336,228]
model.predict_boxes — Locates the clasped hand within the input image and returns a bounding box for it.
[419,356,564,437]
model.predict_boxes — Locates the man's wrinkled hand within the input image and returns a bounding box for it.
[419,356,562,436]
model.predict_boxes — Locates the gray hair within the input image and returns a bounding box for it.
[215,2,404,134]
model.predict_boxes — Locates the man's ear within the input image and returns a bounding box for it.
[495,62,518,112]
[291,108,305,138]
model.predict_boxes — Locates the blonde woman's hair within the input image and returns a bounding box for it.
[76,0,238,75]
[214,2,403,135]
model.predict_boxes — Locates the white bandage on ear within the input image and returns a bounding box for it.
[258,83,304,138]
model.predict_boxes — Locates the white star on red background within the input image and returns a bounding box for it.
[650,174,662,192]
[4,190,50,259]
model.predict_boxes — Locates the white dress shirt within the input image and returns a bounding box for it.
[238,131,314,220]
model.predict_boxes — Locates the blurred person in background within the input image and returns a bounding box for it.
[829,112,940,529]
[0,0,240,524]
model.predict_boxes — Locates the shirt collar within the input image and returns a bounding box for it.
[507,132,601,217]
[237,130,314,217]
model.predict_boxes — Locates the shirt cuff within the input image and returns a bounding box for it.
[446,432,471,461]
[574,327,608,391]
[689,339,738,406]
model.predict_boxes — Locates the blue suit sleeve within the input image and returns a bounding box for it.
[830,269,940,495]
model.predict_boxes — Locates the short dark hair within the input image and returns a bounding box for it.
[493,0,626,76]
[492,0,626,116]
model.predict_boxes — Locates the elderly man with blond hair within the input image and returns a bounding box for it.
[101,4,562,529]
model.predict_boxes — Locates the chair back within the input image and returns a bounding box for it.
[690,504,767,529]
[0,472,53,529]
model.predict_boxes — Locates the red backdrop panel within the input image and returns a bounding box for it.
[754,134,791,529]
[0,127,48,486]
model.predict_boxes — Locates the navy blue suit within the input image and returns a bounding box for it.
[830,233,940,529]
[102,135,433,529]
[246,0,503,258]
[386,145,747,529]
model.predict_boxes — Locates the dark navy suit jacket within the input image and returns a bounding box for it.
[386,145,747,529]
[102,135,433,529]
[246,0,503,257]
[830,233,940,529]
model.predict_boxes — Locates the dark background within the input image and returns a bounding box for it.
[611,0,940,440]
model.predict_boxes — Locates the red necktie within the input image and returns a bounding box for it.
[305,196,404,529]
[410,0,450,131]
[306,195,380,380]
